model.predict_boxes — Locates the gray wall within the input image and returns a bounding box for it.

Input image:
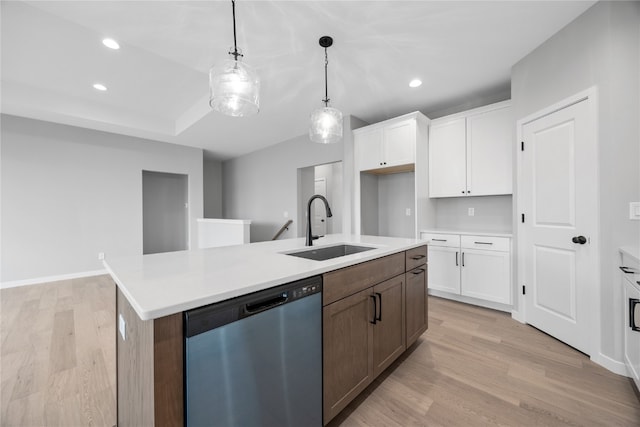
[378,172,415,238]
[511,1,640,363]
[223,116,360,242]
[203,156,223,218]
[1,114,203,284]
[434,195,512,232]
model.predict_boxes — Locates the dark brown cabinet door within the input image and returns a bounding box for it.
[372,276,406,378]
[406,266,428,347]
[323,289,374,424]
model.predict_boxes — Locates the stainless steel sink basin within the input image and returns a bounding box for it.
[285,244,375,261]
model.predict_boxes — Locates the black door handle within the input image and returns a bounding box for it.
[375,292,382,322]
[630,298,640,331]
[572,236,587,244]
[370,295,377,324]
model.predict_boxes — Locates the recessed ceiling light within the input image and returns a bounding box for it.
[409,79,422,88]
[93,83,107,91]
[102,38,120,50]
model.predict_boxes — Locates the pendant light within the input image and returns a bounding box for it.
[209,0,260,117]
[309,36,343,144]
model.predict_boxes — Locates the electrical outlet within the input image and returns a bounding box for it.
[283,211,289,218]
[405,208,411,216]
[630,202,640,220]
[118,313,126,340]
[98,252,105,260]
[468,208,475,216]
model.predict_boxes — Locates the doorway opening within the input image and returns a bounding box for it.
[297,162,343,238]
[142,170,189,255]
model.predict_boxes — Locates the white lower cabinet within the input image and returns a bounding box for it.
[621,250,640,390]
[428,246,461,294]
[422,232,511,307]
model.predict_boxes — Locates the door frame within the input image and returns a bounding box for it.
[514,86,600,359]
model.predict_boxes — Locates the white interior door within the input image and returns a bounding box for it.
[314,178,327,236]
[520,97,597,355]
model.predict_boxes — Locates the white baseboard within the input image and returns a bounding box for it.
[591,352,628,377]
[511,309,526,323]
[428,289,512,313]
[1,269,108,289]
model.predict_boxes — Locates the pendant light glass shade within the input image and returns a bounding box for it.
[309,36,342,144]
[309,106,343,144]
[209,52,260,117]
[209,0,259,117]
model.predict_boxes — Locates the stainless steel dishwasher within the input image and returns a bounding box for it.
[184,275,322,427]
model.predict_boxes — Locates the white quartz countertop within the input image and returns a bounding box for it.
[419,229,513,238]
[104,234,426,321]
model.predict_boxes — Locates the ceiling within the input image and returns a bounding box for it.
[1,1,596,160]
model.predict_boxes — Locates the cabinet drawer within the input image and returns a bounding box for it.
[405,246,427,271]
[323,252,405,306]
[461,235,509,252]
[420,233,460,248]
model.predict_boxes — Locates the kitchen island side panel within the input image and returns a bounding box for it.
[117,288,183,426]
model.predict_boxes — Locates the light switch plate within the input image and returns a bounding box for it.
[118,313,126,340]
[468,208,475,216]
[630,202,640,220]
[405,208,411,216]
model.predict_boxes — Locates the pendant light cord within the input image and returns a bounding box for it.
[323,47,329,107]
[229,0,243,60]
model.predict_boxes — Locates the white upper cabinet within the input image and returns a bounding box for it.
[429,101,513,198]
[355,117,416,171]
[428,118,466,197]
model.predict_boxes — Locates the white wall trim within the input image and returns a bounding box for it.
[591,352,628,377]
[515,86,601,361]
[0,269,108,289]
[511,309,525,323]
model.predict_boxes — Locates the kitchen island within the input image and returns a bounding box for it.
[105,234,428,426]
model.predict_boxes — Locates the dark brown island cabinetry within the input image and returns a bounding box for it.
[322,246,428,424]
[405,246,428,347]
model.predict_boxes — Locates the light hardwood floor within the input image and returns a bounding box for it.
[1,276,639,426]
[1,276,116,426]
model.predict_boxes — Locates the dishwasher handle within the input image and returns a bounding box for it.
[242,292,289,317]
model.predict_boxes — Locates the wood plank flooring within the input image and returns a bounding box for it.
[329,296,640,427]
[1,276,639,426]
[1,276,116,426]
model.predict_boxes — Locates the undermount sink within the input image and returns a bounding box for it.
[285,244,376,261]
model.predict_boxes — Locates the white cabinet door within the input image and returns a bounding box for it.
[355,127,383,171]
[427,246,461,294]
[624,277,640,387]
[460,249,510,304]
[466,106,512,196]
[383,119,415,167]
[428,118,466,197]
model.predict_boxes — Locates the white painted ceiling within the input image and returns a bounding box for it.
[1,1,595,159]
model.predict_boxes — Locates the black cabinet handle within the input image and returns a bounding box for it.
[411,254,426,260]
[461,190,465,194]
[572,236,587,244]
[432,239,447,242]
[630,298,640,332]
[474,241,493,245]
[620,266,637,274]
[411,268,425,275]
[376,292,382,321]
[370,295,377,325]
[462,252,465,267]
[455,251,459,266]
